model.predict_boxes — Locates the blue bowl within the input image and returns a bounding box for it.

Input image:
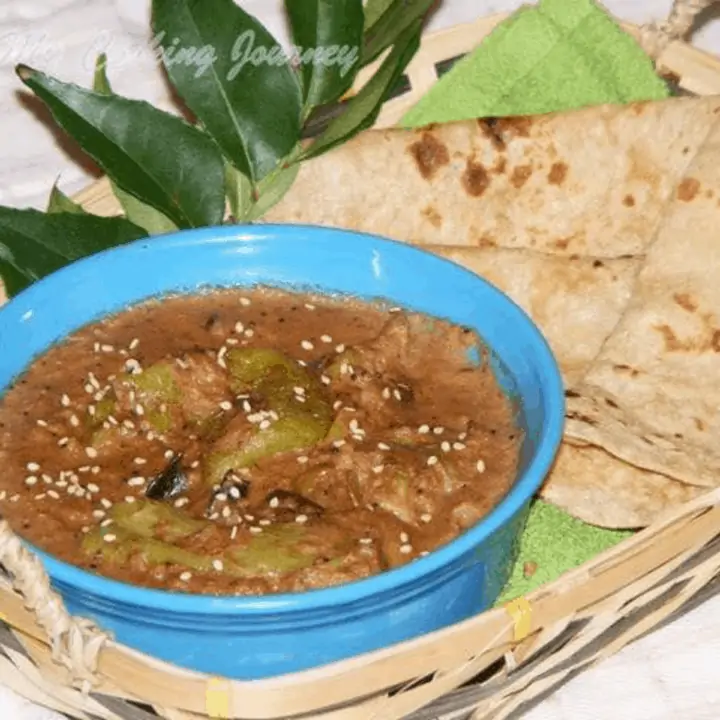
[0,224,564,679]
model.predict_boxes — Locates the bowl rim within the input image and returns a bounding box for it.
[2,223,565,616]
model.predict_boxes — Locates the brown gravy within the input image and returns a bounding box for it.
[0,289,521,595]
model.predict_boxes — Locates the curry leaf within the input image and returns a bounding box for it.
[363,0,395,30]
[245,161,302,222]
[152,0,302,183]
[285,0,363,112]
[0,207,148,297]
[225,162,253,221]
[300,19,422,160]
[47,182,87,215]
[362,0,434,66]
[91,54,178,235]
[17,65,226,229]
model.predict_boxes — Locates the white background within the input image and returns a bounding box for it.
[0,1,718,718]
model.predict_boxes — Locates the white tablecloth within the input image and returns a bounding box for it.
[0,1,718,718]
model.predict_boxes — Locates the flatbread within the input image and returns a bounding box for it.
[266,95,720,258]
[539,442,702,529]
[428,246,639,384]
[565,111,720,488]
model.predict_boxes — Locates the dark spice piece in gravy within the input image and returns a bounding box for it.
[0,289,521,596]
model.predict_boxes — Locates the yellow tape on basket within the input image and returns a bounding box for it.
[504,597,533,642]
[206,677,231,719]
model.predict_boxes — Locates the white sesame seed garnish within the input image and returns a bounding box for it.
[453,442,466,451]
[174,498,189,508]
[85,447,98,459]
[24,476,38,486]
[87,483,100,494]
[0,491,5,501]
[45,490,59,500]
[212,559,224,571]
[297,456,309,464]
[249,526,262,534]
[476,459,486,473]
[134,404,144,416]
[320,375,331,385]
[129,338,140,350]
[125,358,142,374]
[300,340,314,351]
[215,493,227,503]
[458,432,467,440]
[372,465,384,474]
[239,297,251,306]
[349,419,359,432]
[244,514,255,521]
[33,493,45,501]
[123,420,135,430]
[242,400,252,413]
[101,344,114,353]
[92,510,105,519]
[229,487,241,500]
[433,426,445,435]
[60,394,71,407]
[295,514,308,524]
[124,496,136,504]
[333,400,343,410]
[234,321,244,334]
[93,342,100,352]
[42,474,53,484]
[230,526,238,540]
[219,401,233,412]
[320,334,332,343]
[36,419,48,427]
[269,496,279,508]
[400,544,413,554]
[100,518,114,527]
[359,538,373,545]
[258,419,271,430]
[427,455,438,466]
[258,518,271,526]
[179,571,192,582]
[400,532,409,543]
[127,476,145,487]
[100,498,113,509]
[244,328,254,338]
[418,424,430,434]
[164,449,174,460]
[393,389,402,401]
[421,513,432,523]
[420,551,429,557]
[293,386,305,395]
[226,337,239,346]
[332,439,346,448]
[335,344,345,353]
[26,462,40,472]
[441,441,451,452]
[103,534,117,543]
[191,460,200,469]
[382,388,391,399]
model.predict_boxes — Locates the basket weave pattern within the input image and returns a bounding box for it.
[0,2,719,718]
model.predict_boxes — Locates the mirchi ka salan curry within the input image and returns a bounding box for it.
[0,289,522,596]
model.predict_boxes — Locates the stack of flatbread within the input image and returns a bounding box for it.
[265,95,720,528]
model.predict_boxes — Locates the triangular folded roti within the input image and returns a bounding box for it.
[565,111,720,488]
[267,96,720,258]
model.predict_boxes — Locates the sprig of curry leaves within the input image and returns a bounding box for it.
[0,0,432,297]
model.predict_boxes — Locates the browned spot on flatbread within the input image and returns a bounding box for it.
[408,133,449,180]
[593,260,604,268]
[547,162,568,185]
[510,165,532,189]
[713,330,720,352]
[493,157,507,175]
[623,194,635,207]
[614,363,640,378]
[604,397,619,408]
[673,293,698,312]
[462,160,490,197]
[477,119,505,152]
[694,417,706,431]
[677,177,700,202]
[477,234,496,248]
[495,116,533,138]
[553,238,571,250]
[656,324,684,351]
[421,205,443,228]
[707,189,714,199]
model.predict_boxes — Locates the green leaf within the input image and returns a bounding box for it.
[151,0,302,183]
[362,0,434,66]
[47,182,87,215]
[17,65,226,229]
[363,0,394,30]
[246,161,302,222]
[300,19,422,160]
[285,0,363,112]
[225,162,252,221]
[0,207,148,297]
[91,54,179,235]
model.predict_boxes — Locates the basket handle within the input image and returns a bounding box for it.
[639,0,717,59]
[0,520,108,687]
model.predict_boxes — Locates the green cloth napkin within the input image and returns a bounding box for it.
[400,0,661,601]
[402,0,669,127]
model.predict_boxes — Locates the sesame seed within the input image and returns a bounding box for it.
[26,462,40,472]
[234,321,244,333]
[400,544,413,554]
[321,375,331,385]
[33,493,45,501]
[123,420,135,430]
[320,334,332,343]
[244,514,255,521]
[400,532,409,542]
[300,340,314,351]
[335,344,345,353]
[242,400,252,413]
[100,498,113,509]
[293,386,306,395]
[125,359,141,374]
[297,456,309,464]
[453,442,466,451]
[420,514,432,523]
[230,526,238,540]
[418,424,430,434]
[244,328,254,338]
[179,571,192,582]
[441,441,451,452]
[174,498,189,508]
[164,449,174,460]
[132,457,146,466]
[85,447,98,459]
[420,551,429,557]
[433,427,444,435]
[258,518,271,526]
[78,466,90,473]
[359,538,373,545]
[36,419,48,427]
[215,493,227,502]
[129,338,140,350]
[382,388,391,399]
[392,389,402,401]
[304,303,316,310]
[46,490,59,500]
[226,337,239,346]
[127,476,145,487]
[61,394,71,407]
[92,510,105,519]
[459,432,467,441]
[24,476,38,486]
[372,465,384,474]
[104,534,117,543]
[69,414,80,427]
[219,401,233,411]
[476,459,486,473]
[427,455,438,466]
[349,419,359,432]
[134,404,144,416]
[124,496,136,504]
[101,344,114,353]
[249,526,263,534]
[333,400,343,411]
[56,480,68,489]
[269,496,279,508]
[100,518,114,527]
[239,297,251,306]
[212,559,224,572]
[259,419,271,430]
[42,474,53,484]
[87,483,100,493]
[332,439,346,448]
[209,512,219,520]
[295,514,308,524]
[0,491,5,501]
[229,487,241,500]
[93,343,100,352]
[191,460,200,469]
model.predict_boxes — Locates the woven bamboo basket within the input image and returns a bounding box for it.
[1,1,719,719]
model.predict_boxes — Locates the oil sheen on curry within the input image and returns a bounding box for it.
[0,289,521,596]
